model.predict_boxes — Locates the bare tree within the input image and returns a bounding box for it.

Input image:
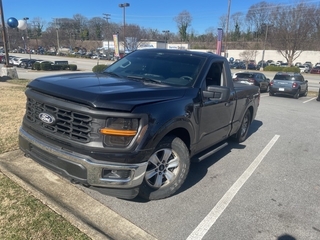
[269,2,315,65]
[174,10,192,41]
[246,1,274,40]
[239,50,258,69]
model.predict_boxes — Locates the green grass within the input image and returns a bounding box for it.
[0,79,90,240]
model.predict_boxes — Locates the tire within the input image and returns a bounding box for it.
[138,135,190,200]
[269,91,274,96]
[303,88,308,97]
[232,109,251,143]
[293,89,300,99]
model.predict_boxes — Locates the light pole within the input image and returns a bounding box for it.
[260,24,271,71]
[224,0,231,58]
[162,30,170,48]
[119,3,130,53]
[103,13,111,57]
[55,18,60,55]
[23,17,31,59]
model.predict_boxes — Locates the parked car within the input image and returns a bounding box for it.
[299,65,310,73]
[11,57,29,67]
[303,61,313,68]
[232,71,270,92]
[310,66,320,74]
[269,72,308,99]
[295,62,302,67]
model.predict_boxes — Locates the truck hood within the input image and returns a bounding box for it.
[27,72,186,111]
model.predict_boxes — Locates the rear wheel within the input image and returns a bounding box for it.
[138,136,190,200]
[232,109,251,143]
[303,88,308,97]
[293,89,300,99]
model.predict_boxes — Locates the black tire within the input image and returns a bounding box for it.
[232,109,251,143]
[293,89,300,99]
[269,91,274,96]
[303,88,308,97]
[138,135,190,200]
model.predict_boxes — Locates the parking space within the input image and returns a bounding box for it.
[77,93,320,240]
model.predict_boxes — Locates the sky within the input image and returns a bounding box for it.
[2,0,319,35]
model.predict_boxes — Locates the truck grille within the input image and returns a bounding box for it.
[26,97,92,143]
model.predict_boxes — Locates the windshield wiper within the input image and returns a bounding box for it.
[126,75,163,84]
[104,72,121,78]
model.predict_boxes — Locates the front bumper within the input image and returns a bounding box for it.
[19,127,148,199]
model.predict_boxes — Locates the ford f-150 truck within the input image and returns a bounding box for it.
[19,49,260,200]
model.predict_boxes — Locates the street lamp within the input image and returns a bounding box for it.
[260,24,272,71]
[23,17,31,59]
[162,30,170,48]
[103,13,111,56]
[119,3,130,53]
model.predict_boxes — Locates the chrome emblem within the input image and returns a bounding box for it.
[39,113,55,124]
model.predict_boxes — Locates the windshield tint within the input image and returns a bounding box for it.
[274,75,292,80]
[104,50,206,87]
[236,73,254,78]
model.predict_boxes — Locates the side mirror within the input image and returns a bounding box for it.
[203,86,230,102]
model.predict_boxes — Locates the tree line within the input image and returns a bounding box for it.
[4,1,320,65]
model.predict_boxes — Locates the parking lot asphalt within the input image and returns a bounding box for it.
[0,150,157,240]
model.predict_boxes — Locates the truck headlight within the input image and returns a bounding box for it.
[100,118,139,147]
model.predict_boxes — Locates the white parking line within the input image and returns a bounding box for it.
[187,135,280,240]
[303,97,317,103]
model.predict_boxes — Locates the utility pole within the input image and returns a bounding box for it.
[103,13,111,57]
[224,0,231,58]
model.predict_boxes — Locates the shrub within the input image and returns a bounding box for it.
[69,64,77,71]
[51,65,64,70]
[92,64,108,73]
[40,62,52,71]
[264,65,300,73]
[33,62,41,70]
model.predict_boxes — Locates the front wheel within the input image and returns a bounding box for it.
[138,136,190,200]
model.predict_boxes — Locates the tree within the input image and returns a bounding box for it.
[239,50,258,69]
[246,1,274,40]
[269,2,316,65]
[174,10,192,42]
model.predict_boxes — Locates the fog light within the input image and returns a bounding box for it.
[102,169,131,179]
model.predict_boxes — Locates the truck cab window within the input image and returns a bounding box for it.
[205,63,223,87]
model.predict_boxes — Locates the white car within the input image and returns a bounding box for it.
[11,57,29,67]
[298,65,310,73]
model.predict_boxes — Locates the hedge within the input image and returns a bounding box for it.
[31,63,78,71]
[264,65,300,73]
[92,64,109,73]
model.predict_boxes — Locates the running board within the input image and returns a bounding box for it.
[195,142,229,162]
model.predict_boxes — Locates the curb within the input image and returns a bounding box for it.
[0,150,157,240]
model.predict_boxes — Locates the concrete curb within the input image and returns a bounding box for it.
[0,150,157,240]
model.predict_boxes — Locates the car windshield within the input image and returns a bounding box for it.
[104,50,206,87]
[235,73,254,78]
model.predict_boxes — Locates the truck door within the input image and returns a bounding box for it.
[197,61,236,152]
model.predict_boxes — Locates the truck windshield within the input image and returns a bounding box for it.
[104,50,206,87]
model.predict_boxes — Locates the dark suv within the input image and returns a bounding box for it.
[269,72,308,99]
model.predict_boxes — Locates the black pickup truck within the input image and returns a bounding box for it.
[19,49,260,200]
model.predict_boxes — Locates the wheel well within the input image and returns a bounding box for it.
[166,128,190,151]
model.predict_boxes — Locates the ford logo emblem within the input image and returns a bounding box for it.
[39,113,55,124]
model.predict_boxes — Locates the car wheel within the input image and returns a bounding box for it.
[303,88,308,97]
[232,109,251,143]
[293,89,300,99]
[265,85,270,93]
[138,135,190,200]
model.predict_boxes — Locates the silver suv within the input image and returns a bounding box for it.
[269,72,308,99]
